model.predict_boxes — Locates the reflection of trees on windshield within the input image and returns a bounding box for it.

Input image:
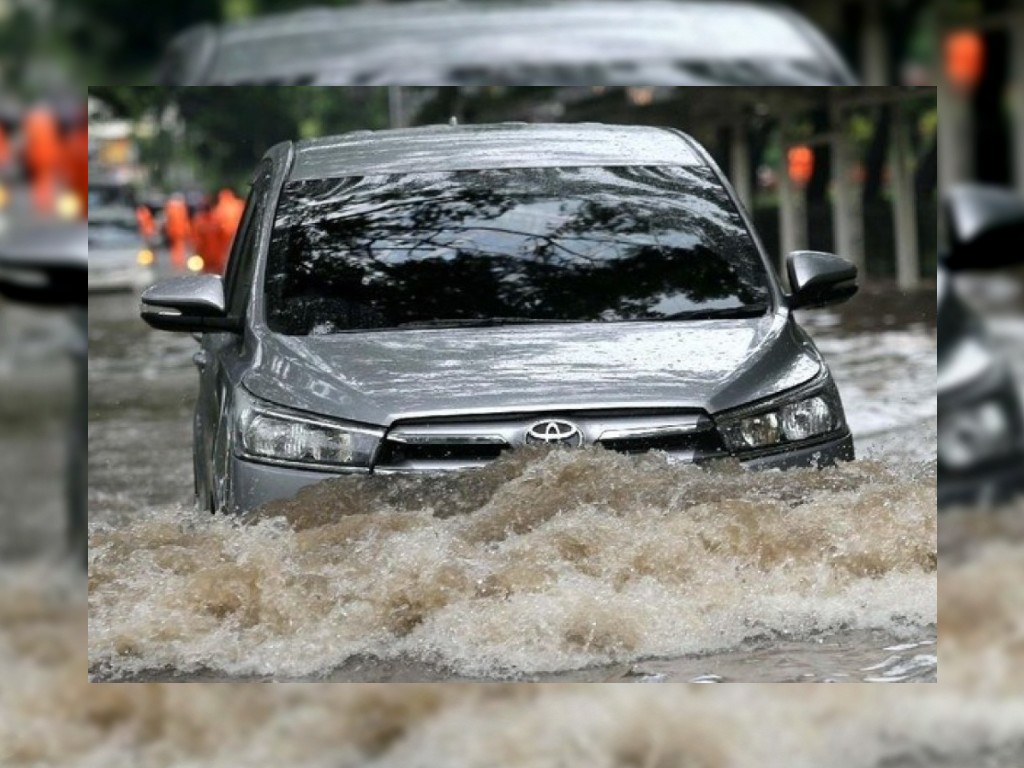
[266,166,769,334]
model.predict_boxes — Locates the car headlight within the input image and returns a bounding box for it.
[717,374,844,452]
[939,400,1016,471]
[234,390,382,468]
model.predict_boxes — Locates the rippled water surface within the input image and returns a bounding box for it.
[85,288,936,682]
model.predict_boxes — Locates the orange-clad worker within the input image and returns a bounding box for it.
[164,194,192,270]
[207,188,245,275]
[192,198,218,272]
[23,105,62,213]
[0,123,11,170]
[136,204,157,244]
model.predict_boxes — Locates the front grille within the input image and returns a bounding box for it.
[378,441,511,465]
[373,410,720,470]
[598,430,726,456]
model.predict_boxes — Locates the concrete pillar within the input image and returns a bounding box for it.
[829,96,865,274]
[777,118,807,279]
[890,101,920,290]
[388,86,405,129]
[729,119,753,213]
[938,84,974,193]
[860,0,890,86]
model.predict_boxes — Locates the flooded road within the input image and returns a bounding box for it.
[87,288,936,682]
[19,282,1024,766]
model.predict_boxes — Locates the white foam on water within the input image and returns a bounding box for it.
[88,447,936,680]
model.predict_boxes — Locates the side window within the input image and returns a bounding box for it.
[223,162,273,320]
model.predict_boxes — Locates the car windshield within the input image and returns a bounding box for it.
[265,165,771,335]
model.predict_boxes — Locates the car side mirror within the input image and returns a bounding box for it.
[786,250,858,310]
[0,221,87,307]
[945,183,1024,271]
[140,274,238,333]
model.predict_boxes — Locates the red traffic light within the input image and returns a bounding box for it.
[787,145,814,187]
[945,29,985,92]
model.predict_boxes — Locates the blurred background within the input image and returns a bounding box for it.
[4,0,936,86]
[9,0,1024,766]
[88,85,938,283]
[938,1,1024,507]
[936,8,1024,765]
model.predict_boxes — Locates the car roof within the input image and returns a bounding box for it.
[287,122,704,180]
[201,0,836,83]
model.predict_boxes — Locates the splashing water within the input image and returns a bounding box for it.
[89,446,935,680]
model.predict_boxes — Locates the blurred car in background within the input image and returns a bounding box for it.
[87,207,155,292]
[158,0,856,86]
[939,184,1024,507]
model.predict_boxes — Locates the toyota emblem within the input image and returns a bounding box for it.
[524,419,584,447]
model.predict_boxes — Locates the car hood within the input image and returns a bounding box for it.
[243,312,823,426]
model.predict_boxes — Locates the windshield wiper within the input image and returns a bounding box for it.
[395,317,579,329]
[658,304,770,321]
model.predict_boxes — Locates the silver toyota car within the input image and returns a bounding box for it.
[141,123,857,513]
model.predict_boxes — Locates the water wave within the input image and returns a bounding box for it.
[88,446,936,679]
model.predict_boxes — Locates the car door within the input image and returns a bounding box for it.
[194,161,273,510]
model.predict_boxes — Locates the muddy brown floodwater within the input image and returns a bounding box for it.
[9,281,1024,766]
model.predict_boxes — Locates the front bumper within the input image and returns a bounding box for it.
[734,430,855,471]
[228,455,367,513]
[938,361,1024,508]
[227,430,855,513]
[939,459,1024,508]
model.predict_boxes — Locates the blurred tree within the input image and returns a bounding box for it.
[89,86,389,190]
[0,5,38,89]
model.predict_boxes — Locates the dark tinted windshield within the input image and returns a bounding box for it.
[265,165,771,335]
